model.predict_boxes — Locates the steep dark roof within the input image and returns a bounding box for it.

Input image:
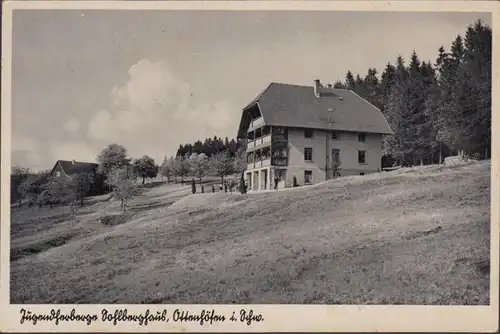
[240,82,393,136]
[55,160,98,176]
[242,84,273,111]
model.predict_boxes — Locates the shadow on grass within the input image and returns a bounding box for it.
[11,233,74,262]
[454,257,490,277]
[129,201,170,213]
[403,226,443,240]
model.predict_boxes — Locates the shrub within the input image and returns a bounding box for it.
[100,213,131,226]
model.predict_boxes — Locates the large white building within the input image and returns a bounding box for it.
[236,79,393,190]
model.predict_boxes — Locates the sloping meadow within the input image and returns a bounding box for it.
[11,161,490,304]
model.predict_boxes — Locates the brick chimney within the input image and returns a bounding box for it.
[313,79,321,98]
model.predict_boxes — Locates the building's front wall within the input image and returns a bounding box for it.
[286,128,383,186]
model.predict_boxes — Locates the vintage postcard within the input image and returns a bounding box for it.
[1,0,498,332]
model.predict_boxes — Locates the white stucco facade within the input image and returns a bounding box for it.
[244,127,383,190]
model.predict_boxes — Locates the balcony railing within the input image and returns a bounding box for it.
[271,157,288,166]
[246,156,288,170]
[247,156,271,170]
[248,116,265,132]
[261,159,271,167]
[247,134,271,150]
[272,133,288,142]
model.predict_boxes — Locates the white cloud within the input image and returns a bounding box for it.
[86,58,239,162]
[63,118,80,133]
[111,59,183,111]
[87,110,118,142]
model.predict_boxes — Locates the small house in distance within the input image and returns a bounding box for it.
[49,160,106,195]
[236,79,393,190]
[50,160,99,179]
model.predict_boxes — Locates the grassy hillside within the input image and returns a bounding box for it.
[10,161,490,304]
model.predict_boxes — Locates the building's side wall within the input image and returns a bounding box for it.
[286,128,383,185]
[50,163,67,178]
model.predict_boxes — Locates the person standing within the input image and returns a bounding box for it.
[191,178,196,194]
[274,176,279,191]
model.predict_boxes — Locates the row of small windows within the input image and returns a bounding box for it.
[304,148,366,164]
[304,129,366,142]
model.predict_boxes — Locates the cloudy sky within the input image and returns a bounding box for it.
[11,9,491,171]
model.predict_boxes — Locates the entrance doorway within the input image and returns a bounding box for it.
[275,169,286,181]
[274,169,286,189]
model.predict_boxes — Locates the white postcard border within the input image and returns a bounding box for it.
[1,1,498,332]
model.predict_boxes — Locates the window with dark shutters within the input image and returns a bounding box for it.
[358,150,366,164]
[304,148,313,161]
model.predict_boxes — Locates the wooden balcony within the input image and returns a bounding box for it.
[248,116,265,132]
[271,157,288,166]
[247,157,271,170]
[246,134,271,151]
[271,133,288,142]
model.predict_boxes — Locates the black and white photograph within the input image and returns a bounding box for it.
[2,0,498,332]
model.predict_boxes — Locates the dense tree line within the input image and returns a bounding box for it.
[335,20,491,166]
[176,136,244,158]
